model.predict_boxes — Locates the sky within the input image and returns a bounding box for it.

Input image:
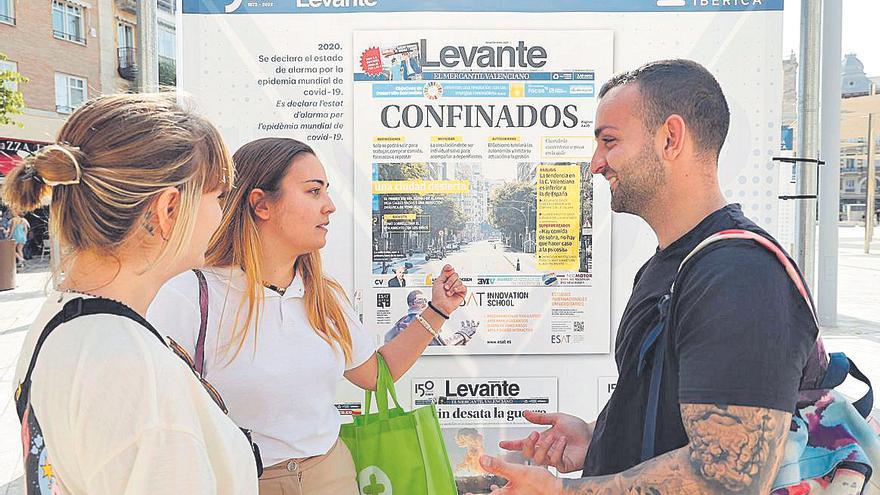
[782,0,880,77]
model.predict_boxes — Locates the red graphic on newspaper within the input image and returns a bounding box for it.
[360,47,384,76]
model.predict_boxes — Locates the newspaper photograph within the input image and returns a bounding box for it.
[412,376,557,493]
[443,426,539,494]
[354,30,613,354]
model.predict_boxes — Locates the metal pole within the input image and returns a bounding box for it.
[136,0,159,93]
[817,0,842,325]
[795,0,822,287]
[867,113,876,254]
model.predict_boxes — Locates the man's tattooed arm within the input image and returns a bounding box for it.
[560,404,791,494]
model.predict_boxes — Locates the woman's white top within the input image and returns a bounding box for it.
[13,291,259,495]
[147,268,376,466]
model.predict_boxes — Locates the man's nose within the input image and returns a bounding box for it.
[590,148,606,175]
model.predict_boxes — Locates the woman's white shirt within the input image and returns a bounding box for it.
[12,292,259,495]
[147,268,376,466]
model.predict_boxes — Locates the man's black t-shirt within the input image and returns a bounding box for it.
[582,204,818,477]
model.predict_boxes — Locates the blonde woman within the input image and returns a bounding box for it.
[148,137,467,495]
[9,213,29,268]
[4,94,259,494]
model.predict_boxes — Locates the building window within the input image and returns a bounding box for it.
[158,23,176,60]
[845,179,856,193]
[158,0,176,13]
[55,73,87,114]
[117,21,135,49]
[0,59,17,91]
[52,1,85,44]
[0,0,14,25]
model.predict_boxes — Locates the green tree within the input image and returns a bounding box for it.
[377,162,427,181]
[424,196,465,238]
[0,54,27,127]
[489,181,536,250]
[159,57,176,87]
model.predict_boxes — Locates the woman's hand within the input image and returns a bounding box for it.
[430,264,467,316]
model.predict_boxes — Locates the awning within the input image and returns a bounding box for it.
[0,138,52,176]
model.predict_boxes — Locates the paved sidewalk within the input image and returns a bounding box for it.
[820,226,880,411]
[0,227,877,493]
[0,260,52,495]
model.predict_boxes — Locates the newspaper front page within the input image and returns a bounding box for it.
[354,30,613,354]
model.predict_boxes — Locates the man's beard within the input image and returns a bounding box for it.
[610,142,666,217]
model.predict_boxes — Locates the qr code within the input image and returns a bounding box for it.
[573,321,585,332]
[377,293,391,308]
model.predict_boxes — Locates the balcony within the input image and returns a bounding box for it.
[53,30,86,44]
[117,47,137,80]
[116,0,137,14]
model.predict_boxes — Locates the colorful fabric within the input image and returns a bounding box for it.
[772,390,880,494]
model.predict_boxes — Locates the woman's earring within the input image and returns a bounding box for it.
[143,213,156,236]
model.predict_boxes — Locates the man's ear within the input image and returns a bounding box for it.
[152,187,180,240]
[249,188,271,221]
[660,114,687,161]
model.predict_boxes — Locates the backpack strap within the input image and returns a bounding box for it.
[639,294,672,462]
[677,229,817,325]
[192,269,209,376]
[639,228,820,461]
[678,232,874,416]
[15,297,165,422]
[820,352,874,418]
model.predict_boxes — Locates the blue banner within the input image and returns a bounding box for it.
[185,0,783,15]
[355,72,596,82]
[780,126,793,151]
[368,82,595,98]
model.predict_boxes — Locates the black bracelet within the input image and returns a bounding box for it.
[427,301,450,320]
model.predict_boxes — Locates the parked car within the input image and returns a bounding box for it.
[424,247,446,261]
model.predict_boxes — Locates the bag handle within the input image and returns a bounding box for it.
[363,353,403,420]
[193,269,209,376]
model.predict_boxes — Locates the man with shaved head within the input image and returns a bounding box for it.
[474,60,817,494]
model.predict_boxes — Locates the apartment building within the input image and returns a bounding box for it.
[0,0,176,179]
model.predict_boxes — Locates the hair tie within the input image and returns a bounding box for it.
[40,145,83,187]
[20,163,43,183]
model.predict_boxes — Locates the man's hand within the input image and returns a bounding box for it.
[430,264,466,315]
[551,404,791,494]
[498,411,593,473]
[466,455,562,495]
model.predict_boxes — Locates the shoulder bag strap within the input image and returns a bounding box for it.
[640,228,820,461]
[15,297,165,422]
[192,269,209,376]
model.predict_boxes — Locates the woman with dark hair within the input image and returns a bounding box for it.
[148,137,467,495]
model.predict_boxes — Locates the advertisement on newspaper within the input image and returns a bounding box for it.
[354,30,613,354]
[412,376,557,494]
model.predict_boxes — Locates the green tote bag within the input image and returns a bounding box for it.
[339,354,457,495]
